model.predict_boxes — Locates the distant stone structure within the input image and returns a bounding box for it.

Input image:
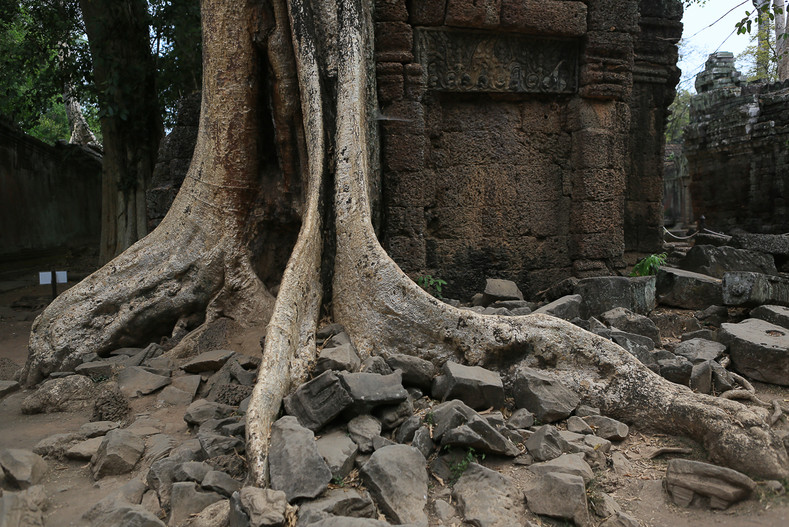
[663,143,691,227]
[684,52,789,234]
[378,0,682,297]
[0,120,102,266]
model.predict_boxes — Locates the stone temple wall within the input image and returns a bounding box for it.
[377,0,682,298]
[0,120,102,264]
[684,52,789,234]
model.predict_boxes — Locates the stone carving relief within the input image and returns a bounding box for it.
[415,28,578,94]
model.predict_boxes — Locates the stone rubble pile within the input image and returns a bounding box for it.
[3,238,789,525]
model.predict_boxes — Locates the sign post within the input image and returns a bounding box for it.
[39,271,68,300]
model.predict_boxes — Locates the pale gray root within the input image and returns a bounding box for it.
[327,0,789,480]
[246,0,327,487]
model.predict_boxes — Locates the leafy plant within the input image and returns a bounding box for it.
[416,275,447,299]
[630,253,667,277]
[449,447,484,484]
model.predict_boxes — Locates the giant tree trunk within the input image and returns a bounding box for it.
[25,0,789,485]
[80,0,163,263]
[776,0,789,81]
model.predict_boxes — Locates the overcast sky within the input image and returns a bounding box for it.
[678,0,753,91]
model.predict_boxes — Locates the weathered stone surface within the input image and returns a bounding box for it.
[385,354,435,390]
[202,470,242,498]
[360,356,393,375]
[0,380,20,398]
[236,487,290,527]
[453,462,527,526]
[269,416,332,502]
[679,245,777,278]
[508,408,534,429]
[566,416,593,434]
[524,472,590,526]
[395,415,422,443]
[656,267,723,309]
[731,232,789,256]
[375,395,414,430]
[339,371,408,414]
[751,304,789,330]
[21,375,98,414]
[432,362,504,410]
[184,399,235,426]
[117,366,171,398]
[582,416,629,441]
[673,338,726,364]
[65,437,104,461]
[525,425,573,462]
[574,276,656,316]
[79,421,120,438]
[181,499,229,527]
[723,271,789,307]
[314,343,361,375]
[317,428,359,479]
[296,488,376,526]
[412,426,434,459]
[482,278,524,304]
[690,361,713,394]
[611,330,656,366]
[284,371,354,431]
[511,366,579,422]
[720,318,789,385]
[173,461,211,483]
[159,375,202,406]
[533,294,585,320]
[360,445,428,527]
[650,312,702,340]
[182,350,236,373]
[658,357,693,386]
[169,482,224,526]
[600,307,661,347]
[528,453,594,483]
[91,429,145,479]
[431,400,519,456]
[0,449,47,489]
[0,486,47,527]
[347,415,382,454]
[665,459,756,509]
[198,431,244,458]
[74,361,115,381]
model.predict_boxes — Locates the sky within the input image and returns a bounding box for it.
[677,0,755,92]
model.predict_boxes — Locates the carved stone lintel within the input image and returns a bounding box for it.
[415,28,578,94]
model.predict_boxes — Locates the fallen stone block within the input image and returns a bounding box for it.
[673,338,726,364]
[0,449,47,489]
[431,362,504,410]
[582,415,629,441]
[296,487,376,526]
[385,354,435,391]
[511,366,579,422]
[169,482,224,526]
[314,343,361,375]
[528,452,594,483]
[0,486,47,527]
[339,371,409,414]
[91,429,145,479]
[656,267,723,309]
[0,380,19,398]
[269,416,332,502]
[453,463,526,526]
[719,318,789,385]
[750,304,789,329]
[524,472,591,526]
[665,459,756,509]
[347,415,382,454]
[525,425,573,462]
[533,294,586,321]
[317,428,359,479]
[731,232,789,256]
[117,366,171,398]
[601,307,661,347]
[21,375,98,414]
[283,370,354,431]
[181,350,236,373]
[679,244,777,278]
[482,278,524,305]
[184,399,235,426]
[360,445,428,527]
[723,271,789,307]
[574,275,656,316]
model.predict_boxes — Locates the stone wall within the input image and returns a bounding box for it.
[684,52,789,234]
[0,121,102,263]
[378,0,682,298]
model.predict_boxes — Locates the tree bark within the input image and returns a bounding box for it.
[80,0,163,263]
[25,0,789,485]
[775,0,789,80]
[63,84,99,147]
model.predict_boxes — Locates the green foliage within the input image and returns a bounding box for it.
[449,447,485,484]
[416,275,447,299]
[630,253,667,277]
[738,18,780,82]
[665,87,692,144]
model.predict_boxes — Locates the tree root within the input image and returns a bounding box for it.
[323,0,789,481]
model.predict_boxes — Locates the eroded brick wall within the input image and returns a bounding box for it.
[684,53,789,234]
[378,0,681,299]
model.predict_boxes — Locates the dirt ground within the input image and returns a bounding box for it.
[2,281,789,526]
